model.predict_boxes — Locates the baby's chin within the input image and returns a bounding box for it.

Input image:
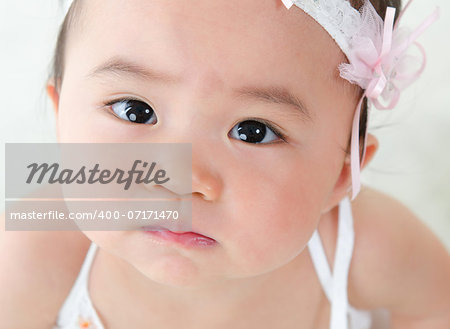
[134,254,220,289]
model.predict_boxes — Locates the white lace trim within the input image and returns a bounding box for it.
[282,0,362,59]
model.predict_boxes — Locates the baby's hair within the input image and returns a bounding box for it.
[47,0,402,158]
[49,0,85,95]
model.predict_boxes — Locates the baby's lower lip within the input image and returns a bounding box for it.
[142,228,216,247]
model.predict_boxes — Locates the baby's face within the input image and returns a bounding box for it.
[55,0,357,286]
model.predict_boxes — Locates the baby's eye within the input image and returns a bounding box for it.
[107,98,157,124]
[229,119,286,144]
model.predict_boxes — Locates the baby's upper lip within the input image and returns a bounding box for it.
[140,225,215,240]
[141,225,169,231]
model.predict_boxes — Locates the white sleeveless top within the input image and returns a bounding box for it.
[52,196,389,329]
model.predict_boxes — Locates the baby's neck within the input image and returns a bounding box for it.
[88,240,323,329]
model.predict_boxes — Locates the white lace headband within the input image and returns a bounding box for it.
[281,0,362,61]
[60,0,439,202]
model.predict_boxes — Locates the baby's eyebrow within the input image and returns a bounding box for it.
[233,86,313,124]
[86,56,314,124]
[86,56,181,84]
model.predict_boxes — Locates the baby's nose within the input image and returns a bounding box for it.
[139,141,223,203]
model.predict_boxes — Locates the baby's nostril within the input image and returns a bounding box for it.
[192,191,209,201]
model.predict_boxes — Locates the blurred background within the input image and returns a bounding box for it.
[0,0,449,249]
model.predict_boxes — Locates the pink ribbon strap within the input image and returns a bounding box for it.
[349,1,440,200]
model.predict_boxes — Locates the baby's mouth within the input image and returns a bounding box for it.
[141,225,216,247]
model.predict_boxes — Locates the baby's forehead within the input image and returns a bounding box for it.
[67,0,351,104]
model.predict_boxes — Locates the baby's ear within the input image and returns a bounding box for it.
[46,78,61,142]
[46,78,60,116]
[360,133,379,171]
[321,133,379,213]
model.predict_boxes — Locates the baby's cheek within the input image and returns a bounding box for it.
[227,214,314,276]
[221,169,318,276]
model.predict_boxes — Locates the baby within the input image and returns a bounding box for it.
[1,0,449,328]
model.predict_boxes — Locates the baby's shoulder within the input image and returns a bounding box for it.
[348,185,449,313]
[0,211,91,329]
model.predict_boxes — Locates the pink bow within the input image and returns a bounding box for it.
[340,0,440,200]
